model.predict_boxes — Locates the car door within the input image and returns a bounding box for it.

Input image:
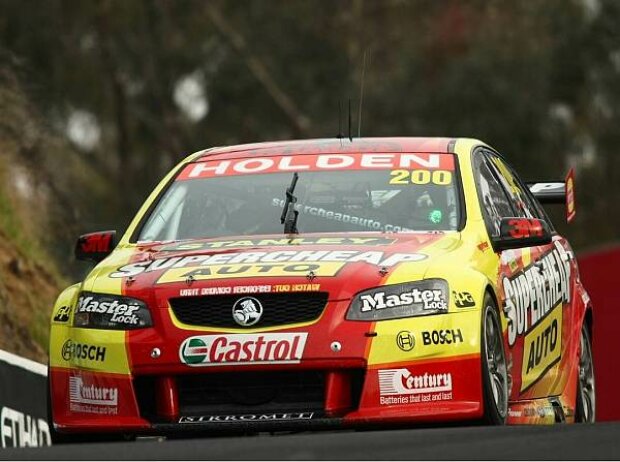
[473,148,574,402]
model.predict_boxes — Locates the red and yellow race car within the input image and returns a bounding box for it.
[48,137,595,440]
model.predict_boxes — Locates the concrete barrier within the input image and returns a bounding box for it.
[0,350,50,448]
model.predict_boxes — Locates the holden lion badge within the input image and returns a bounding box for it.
[232,297,263,327]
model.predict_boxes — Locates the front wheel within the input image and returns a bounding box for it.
[481,294,508,424]
[575,322,596,423]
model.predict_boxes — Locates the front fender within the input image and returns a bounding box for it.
[49,284,81,331]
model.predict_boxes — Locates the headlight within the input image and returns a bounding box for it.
[73,292,153,329]
[345,279,449,321]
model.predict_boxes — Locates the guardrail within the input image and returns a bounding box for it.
[0,349,50,448]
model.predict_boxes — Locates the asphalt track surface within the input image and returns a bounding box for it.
[1,423,620,460]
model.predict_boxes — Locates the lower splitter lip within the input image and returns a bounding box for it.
[151,416,344,435]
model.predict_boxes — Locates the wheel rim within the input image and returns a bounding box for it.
[578,327,596,422]
[485,306,508,418]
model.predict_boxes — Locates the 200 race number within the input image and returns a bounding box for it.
[389,170,453,186]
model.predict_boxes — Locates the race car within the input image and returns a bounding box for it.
[48,137,595,440]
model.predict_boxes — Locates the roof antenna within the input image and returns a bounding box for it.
[358,48,370,138]
[348,98,353,142]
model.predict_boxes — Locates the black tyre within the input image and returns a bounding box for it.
[575,322,596,423]
[480,294,508,424]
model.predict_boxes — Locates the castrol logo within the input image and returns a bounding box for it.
[179,333,308,367]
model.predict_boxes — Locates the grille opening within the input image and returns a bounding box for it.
[177,370,325,415]
[133,376,158,421]
[350,369,366,410]
[169,292,329,328]
[133,369,366,422]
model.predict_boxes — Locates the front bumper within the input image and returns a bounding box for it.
[50,354,482,434]
[50,303,483,434]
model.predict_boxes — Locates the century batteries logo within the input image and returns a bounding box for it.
[502,241,572,347]
[378,368,453,405]
[69,376,118,407]
[61,340,106,362]
[179,333,308,367]
[109,250,427,279]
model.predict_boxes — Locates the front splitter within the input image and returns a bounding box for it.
[151,416,345,435]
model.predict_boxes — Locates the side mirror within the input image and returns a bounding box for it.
[75,231,116,262]
[494,218,552,251]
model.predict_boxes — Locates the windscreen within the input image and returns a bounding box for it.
[137,152,460,242]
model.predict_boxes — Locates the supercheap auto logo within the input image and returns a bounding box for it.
[179,333,308,367]
[501,241,572,391]
[502,241,572,347]
[109,250,427,281]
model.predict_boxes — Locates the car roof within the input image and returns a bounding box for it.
[192,137,475,162]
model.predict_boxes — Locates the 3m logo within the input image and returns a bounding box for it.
[506,218,544,239]
[179,333,308,367]
[80,233,112,253]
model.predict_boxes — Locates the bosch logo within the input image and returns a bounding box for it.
[232,297,263,327]
[422,329,464,345]
[396,331,415,351]
[61,339,106,362]
[61,340,72,361]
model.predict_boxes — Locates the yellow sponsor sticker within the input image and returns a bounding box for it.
[161,236,394,251]
[388,169,453,186]
[157,262,345,284]
[368,310,480,365]
[50,328,129,374]
[521,304,562,392]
